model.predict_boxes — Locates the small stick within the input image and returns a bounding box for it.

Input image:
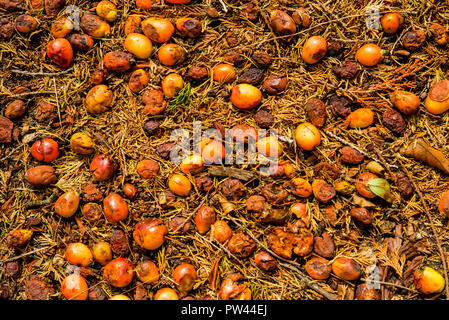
[0,91,54,98]
[11,68,74,77]
[218,0,228,12]
[0,246,53,264]
[208,166,256,181]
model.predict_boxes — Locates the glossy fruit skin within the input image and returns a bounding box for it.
[136,159,160,179]
[162,73,184,98]
[61,274,88,300]
[305,257,332,280]
[136,260,159,284]
[195,206,216,234]
[201,140,225,164]
[103,193,129,223]
[295,122,321,151]
[133,218,168,250]
[85,85,114,115]
[158,43,186,66]
[356,43,382,67]
[212,220,232,243]
[30,138,59,162]
[123,183,138,200]
[391,90,420,115]
[103,258,135,287]
[173,263,197,292]
[124,33,153,59]
[257,136,283,157]
[424,80,449,115]
[176,17,201,38]
[81,13,111,38]
[438,190,449,217]
[180,154,204,174]
[96,1,117,22]
[141,18,175,43]
[65,242,93,267]
[92,241,113,266]
[331,257,361,281]
[290,202,309,226]
[213,64,236,83]
[381,12,403,34]
[168,173,192,196]
[55,191,80,218]
[230,84,262,109]
[51,17,74,38]
[414,266,445,295]
[135,0,153,10]
[90,154,117,181]
[347,108,374,128]
[270,10,296,36]
[70,132,94,154]
[26,165,57,187]
[356,172,378,198]
[302,36,327,64]
[154,288,178,300]
[254,251,277,272]
[47,38,74,68]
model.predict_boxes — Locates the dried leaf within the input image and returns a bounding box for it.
[400,139,449,174]
[353,194,376,208]
[208,255,223,290]
[368,178,393,202]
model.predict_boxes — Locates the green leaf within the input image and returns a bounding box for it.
[367,178,392,202]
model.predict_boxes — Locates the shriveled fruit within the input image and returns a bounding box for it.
[289,178,312,197]
[168,173,191,196]
[30,138,59,162]
[81,13,110,38]
[302,36,327,64]
[176,17,201,38]
[391,90,420,115]
[55,191,80,218]
[349,207,373,226]
[70,132,94,154]
[104,51,135,72]
[103,258,135,287]
[69,34,94,52]
[136,159,159,179]
[292,7,311,28]
[402,30,426,51]
[65,242,93,267]
[50,17,74,38]
[270,10,296,36]
[45,0,65,17]
[6,229,33,248]
[263,75,287,95]
[15,14,38,33]
[305,257,331,280]
[313,232,335,258]
[124,15,141,34]
[255,251,277,272]
[129,69,149,93]
[312,179,336,203]
[306,98,327,127]
[133,218,168,250]
[355,284,381,300]
[331,257,361,281]
[85,85,114,115]
[103,193,128,223]
[227,232,256,258]
[173,263,197,292]
[61,274,88,300]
